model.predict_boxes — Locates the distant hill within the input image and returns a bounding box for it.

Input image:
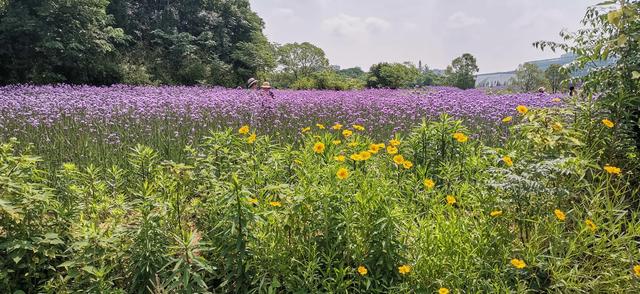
[475,53,615,88]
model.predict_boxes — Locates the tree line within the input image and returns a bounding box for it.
[0,0,483,90]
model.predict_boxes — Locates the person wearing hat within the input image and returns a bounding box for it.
[247,78,259,90]
[260,81,275,99]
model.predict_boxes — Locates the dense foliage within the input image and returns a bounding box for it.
[1,101,638,292]
[511,63,547,92]
[443,53,480,90]
[535,0,640,153]
[0,0,273,86]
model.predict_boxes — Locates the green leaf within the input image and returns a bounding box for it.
[607,9,622,26]
[632,71,640,79]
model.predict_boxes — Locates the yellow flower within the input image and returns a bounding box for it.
[446,195,456,205]
[369,143,382,153]
[332,123,343,130]
[336,167,349,180]
[247,133,257,144]
[603,165,622,175]
[390,139,401,146]
[353,124,365,131]
[393,155,405,165]
[554,209,566,221]
[490,210,503,217]
[357,265,368,276]
[439,288,450,294]
[552,98,562,103]
[239,125,250,135]
[334,155,346,162]
[313,142,325,154]
[633,264,640,278]
[316,123,325,129]
[516,105,528,114]
[332,140,342,145]
[247,198,259,205]
[269,201,282,207]
[342,130,353,138]
[510,258,526,269]
[585,219,597,232]
[552,122,563,132]
[502,156,513,167]
[387,146,398,155]
[452,132,468,143]
[403,160,413,169]
[502,116,513,123]
[423,178,435,189]
[602,119,614,128]
[302,127,311,133]
[398,264,411,275]
[359,151,372,161]
[350,153,363,161]
[376,143,386,149]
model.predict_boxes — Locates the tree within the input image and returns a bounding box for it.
[0,0,126,84]
[338,67,366,79]
[276,42,329,79]
[545,64,570,93]
[107,0,273,86]
[511,63,546,92]
[444,53,479,89]
[366,62,421,89]
[534,1,640,164]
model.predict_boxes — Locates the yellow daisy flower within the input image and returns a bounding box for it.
[398,264,411,275]
[510,258,526,269]
[336,167,349,180]
[239,125,250,135]
[516,105,528,114]
[313,142,325,154]
[357,266,368,276]
[423,178,435,189]
[602,119,614,128]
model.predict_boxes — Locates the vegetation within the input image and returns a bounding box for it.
[545,64,571,93]
[1,104,639,292]
[443,53,480,90]
[1,1,640,292]
[511,63,546,92]
[0,0,273,86]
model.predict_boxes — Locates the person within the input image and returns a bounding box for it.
[247,78,259,90]
[569,81,575,96]
[260,81,275,99]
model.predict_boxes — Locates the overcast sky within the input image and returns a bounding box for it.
[249,0,600,74]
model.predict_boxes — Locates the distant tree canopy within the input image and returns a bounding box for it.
[367,62,421,89]
[444,53,479,90]
[276,42,329,80]
[511,63,546,92]
[545,64,570,93]
[0,0,273,86]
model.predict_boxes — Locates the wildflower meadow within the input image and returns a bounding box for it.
[1,85,639,293]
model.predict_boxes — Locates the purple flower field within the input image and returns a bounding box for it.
[0,84,563,164]
[0,84,560,137]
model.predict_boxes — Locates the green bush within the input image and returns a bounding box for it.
[1,108,638,292]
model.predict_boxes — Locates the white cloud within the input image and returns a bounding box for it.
[447,12,486,29]
[322,14,391,38]
[511,9,564,30]
[273,7,295,18]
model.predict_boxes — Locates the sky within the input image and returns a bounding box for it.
[249,0,601,74]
